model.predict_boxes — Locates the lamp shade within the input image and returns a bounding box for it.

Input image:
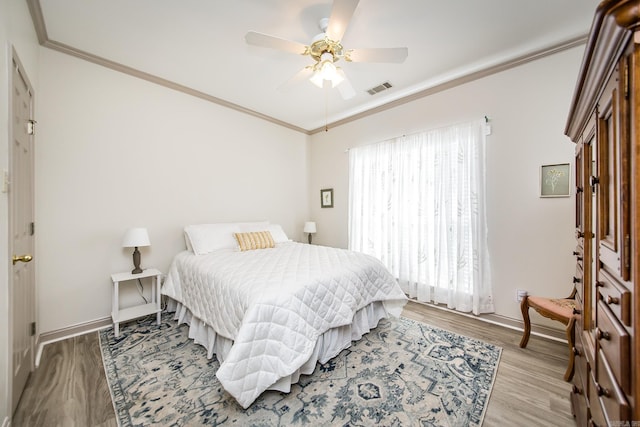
[303,222,317,234]
[309,52,345,89]
[122,228,150,248]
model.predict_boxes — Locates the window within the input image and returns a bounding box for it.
[348,120,493,314]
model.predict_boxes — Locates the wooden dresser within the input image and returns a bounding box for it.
[565,0,639,425]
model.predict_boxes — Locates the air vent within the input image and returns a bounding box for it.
[367,81,393,95]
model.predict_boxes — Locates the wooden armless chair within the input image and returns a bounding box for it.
[519,288,578,382]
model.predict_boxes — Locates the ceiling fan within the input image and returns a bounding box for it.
[245,0,408,100]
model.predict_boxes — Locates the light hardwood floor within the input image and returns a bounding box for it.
[12,300,575,426]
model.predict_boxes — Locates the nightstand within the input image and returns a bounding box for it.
[110,268,162,337]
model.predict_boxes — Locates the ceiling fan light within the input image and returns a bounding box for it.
[309,71,325,88]
[309,62,345,88]
[309,51,347,88]
[320,60,337,79]
[331,68,345,87]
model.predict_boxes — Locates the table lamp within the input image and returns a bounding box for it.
[304,221,317,244]
[122,227,150,274]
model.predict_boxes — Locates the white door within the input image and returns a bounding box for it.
[10,55,36,415]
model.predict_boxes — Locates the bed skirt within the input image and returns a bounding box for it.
[165,297,390,394]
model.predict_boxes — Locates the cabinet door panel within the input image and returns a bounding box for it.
[597,56,631,282]
[617,54,631,282]
[599,115,616,250]
[597,75,618,263]
[575,141,585,234]
[576,127,596,335]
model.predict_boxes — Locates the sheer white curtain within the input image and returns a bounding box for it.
[348,120,494,315]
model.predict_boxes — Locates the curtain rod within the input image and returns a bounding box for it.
[344,116,491,153]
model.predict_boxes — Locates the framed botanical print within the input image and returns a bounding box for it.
[321,188,334,208]
[540,163,571,197]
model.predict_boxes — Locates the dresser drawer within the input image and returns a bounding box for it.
[574,263,584,301]
[595,350,630,424]
[597,269,631,326]
[573,329,588,385]
[588,370,606,426]
[574,293,585,333]
[569,370,588,426]
[595,301,630,392]
[573,244,584,270]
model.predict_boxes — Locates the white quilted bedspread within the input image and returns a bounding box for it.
[162,242,407,408]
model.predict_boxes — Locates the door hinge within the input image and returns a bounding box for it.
[27,119,37,135]
[30,222,35,236]
[2,170,8,193]
[30,322,36,336]
[590,176,599,194]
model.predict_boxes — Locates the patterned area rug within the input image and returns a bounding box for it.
[100,312,501,426]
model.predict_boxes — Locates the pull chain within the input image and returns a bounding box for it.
[324,84,329,132]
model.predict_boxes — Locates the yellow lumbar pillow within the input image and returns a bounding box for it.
[234,231,275,251]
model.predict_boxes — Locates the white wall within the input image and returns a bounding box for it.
[1,0,40,422]
[36,49,310,333]
[308,46,584,325]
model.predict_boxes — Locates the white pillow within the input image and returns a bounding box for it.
[266,224,289,243]
[185,221,269,255]
[184,231,194,252]
[238,222,271,232]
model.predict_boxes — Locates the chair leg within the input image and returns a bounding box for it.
[564,316,576,382]
[519,295,531,348]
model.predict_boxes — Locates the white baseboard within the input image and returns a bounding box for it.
[411,300,566,343]
[31,302,566,369]
[35,317,112,367]
[482,312,566,342]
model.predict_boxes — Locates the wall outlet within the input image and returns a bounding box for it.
[516,289,528,302]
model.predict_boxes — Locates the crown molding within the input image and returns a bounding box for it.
[27,0,587,135]
[25,0,308,134]
[309,35,588,134]
[43,37,309,134]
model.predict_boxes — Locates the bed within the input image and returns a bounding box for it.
[161,222,407,408]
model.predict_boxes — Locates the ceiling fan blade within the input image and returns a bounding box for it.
[347,47,408,63]
[245,31,307,55]
[326,0,360,41]
[336,70,356,100]
[277,66,314,92]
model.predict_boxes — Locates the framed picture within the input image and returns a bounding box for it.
[320,188,334,208]
[540,163,571,197]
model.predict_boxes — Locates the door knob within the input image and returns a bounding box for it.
[12,254,33,265]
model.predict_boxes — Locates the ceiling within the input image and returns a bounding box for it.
[32,0,601,133]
